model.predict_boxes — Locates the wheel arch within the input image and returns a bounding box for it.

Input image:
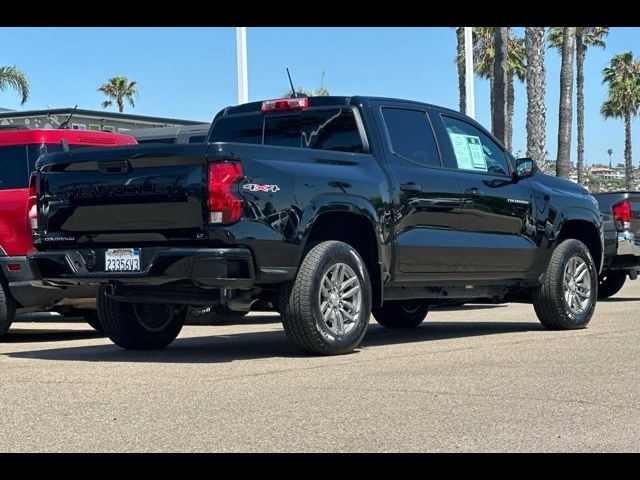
[299,197,384,307]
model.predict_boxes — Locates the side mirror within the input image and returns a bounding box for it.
[514,157,537,180]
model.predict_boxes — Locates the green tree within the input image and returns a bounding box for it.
[601,51,640,190]
[556,27,576,179]
[548,27,609,184]
[525,27,547,168]
[98,76,139,113]
[457,27,525,150]
[0,66,29,105]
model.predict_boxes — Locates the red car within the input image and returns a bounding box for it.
[0,128,137,335]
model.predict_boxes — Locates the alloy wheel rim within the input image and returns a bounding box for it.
[318,262,362,336]
[562,256,592,316]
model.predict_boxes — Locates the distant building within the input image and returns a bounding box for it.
[588,165,624,180]
[0,107,203,133]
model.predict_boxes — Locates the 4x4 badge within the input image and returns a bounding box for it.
[243,183,280,193]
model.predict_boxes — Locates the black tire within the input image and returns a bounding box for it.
[280,241,371,355]
[533,239,597,330]
[0,279,16,336]
[372,300,429,328]
[81,310,104,333]
[186,305,248,325]
[597,271,627,299]
[97,286,185,350]
[65,308,104,333]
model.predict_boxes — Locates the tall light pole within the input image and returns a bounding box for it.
[464,27,475,119]
[236,27,248,105]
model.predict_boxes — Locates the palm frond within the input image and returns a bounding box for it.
[0,66,30,105]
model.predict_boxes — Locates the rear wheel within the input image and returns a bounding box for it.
[0,280,16,336]
[372,300,429,328]
[597,271,627,299]
[97,286,185,350]
[280,241,371,355]
[533,239,597,330]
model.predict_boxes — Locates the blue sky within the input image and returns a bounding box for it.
[1,27,638,165]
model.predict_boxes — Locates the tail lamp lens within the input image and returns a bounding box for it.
[208,162,244,224]
[612,200,632,231]
[27,173,38,231]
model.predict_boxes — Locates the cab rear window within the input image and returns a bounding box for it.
[210,108,365,153]
[0,143,81,190]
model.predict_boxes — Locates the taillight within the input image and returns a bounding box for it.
[612,200,632,231]
[27,172,38,232]
[261,97,308,112]
[208,162,243,224]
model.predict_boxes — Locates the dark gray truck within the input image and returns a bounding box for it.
[593,192,640,298]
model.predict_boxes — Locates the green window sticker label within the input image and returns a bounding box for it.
[448,132,487,172]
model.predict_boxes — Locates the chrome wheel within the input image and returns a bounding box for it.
[562,256,592,316]
[318,262,362,336]
[133,304,176,332]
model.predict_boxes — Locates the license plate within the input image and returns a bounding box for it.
[105,248,141,272]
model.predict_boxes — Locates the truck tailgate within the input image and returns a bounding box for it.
[35,145,207,244]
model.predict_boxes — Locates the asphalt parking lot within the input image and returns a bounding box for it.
[1,281,639,452]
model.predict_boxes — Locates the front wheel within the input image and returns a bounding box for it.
[97,286,185,350]
[280,241,371,355]
[372,300,429,328]
[597,271,627,299]
[533,239,597,330]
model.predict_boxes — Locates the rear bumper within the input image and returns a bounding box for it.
[0,256,97,308]
[28,247,257,289]
[603,231,640,273]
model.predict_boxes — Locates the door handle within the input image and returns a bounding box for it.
[464,187,483,197]
[400,182,422,193]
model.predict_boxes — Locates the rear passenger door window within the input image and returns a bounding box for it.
[440,115,511,176]
[381,108,441,167]
[301,109,364,153]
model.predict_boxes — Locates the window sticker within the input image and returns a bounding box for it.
[448,132,488,172]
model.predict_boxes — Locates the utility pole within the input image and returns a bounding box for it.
[236,27,248,104]
[464,27,475,119]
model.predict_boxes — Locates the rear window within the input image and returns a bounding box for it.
[210,108,364,153]
[0,145,29,189]
[0,143,92,190]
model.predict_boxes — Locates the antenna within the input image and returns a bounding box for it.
[286,68,297,98]
[59,105,78,130]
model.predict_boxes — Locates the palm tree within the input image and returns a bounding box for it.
[525,27,546,167]
[556,27,576,179]
[607,148,613,168]
[505,35,526,152]
[492,28,509,145]
[601,52,640,190]
[548,27,609,184]
[458,27,525,148]
[0,66,29,105]
[98,76,138,113]
[455,27,466,113]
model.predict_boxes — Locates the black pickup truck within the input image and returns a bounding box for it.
[593,192,640,298]
[29,96,604,355]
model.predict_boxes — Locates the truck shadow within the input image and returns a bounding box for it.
[1,328,104,343]
[597,297,640,302]
[5,320,544,364]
